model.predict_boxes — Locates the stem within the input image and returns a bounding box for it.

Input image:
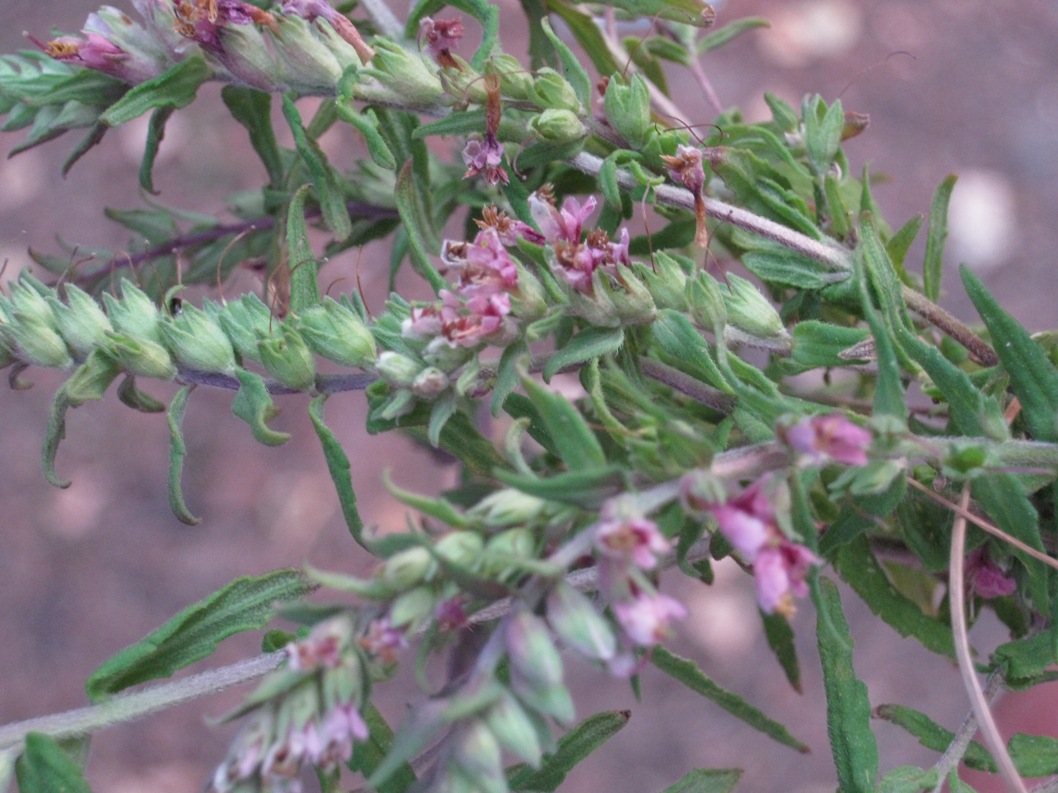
[948,484,1027,793]
[930,673,1004,792]
[902,286,998,367]
[176,370,378,395]
[638,357,734,412]
[0,653,284,751]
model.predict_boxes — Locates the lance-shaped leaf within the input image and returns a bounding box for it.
[508,710,631,792]
[540,18,591,107]
[282,95,352,241]
[874,704,994,772]
[231,368,290,446]
[335,103,397,170]
[100,55,211,126]
[394,161,445,293]
[15,733,93,793]
[309,394,366,547]
[698,17,771,53]
[816,577,878,793]
[349,704,419,793]
[86,568,312,700]
[543,326,625,382]
[962,265,1058,443]
[923,174,957,302]
[166,384,200,526]
[651,647,809,753]
[138,106,173,194]
[570,0,714,26]
[521,374,606,470]
[222,86,284,188]
[657,769,742,793]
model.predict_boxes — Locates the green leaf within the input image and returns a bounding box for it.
[858,230,907,422]
[962,265,1058,442]
[1007,732,1058,776]
[166,385,201,526]
[651,647,809,753]
[804,96,844,175]
[782,321,870,376]
[886,215,923,278]
[286,184,320,315]
[231,368,291,446]
[815,577,879,792]
[571,0,715,27]
[761,609,801,692]
[543,326,625,382]
[495,466,624,508]
[222,86,284,187]
[15,733,93,793]
[349,704,418,793]
[656,769,742,793]
[697,17,771,53]
[992,631,1057,686]
[521,375,606,469]
[335,103,397,170]
[309,394,366,547]
[282,94,352,241]
[100,55,211,126]
[117,375,166,413]
[874,704,994,772]
[877,766,940,793]
[923,174,957,302]
[653,309,731,393]
[546,0,623,78]
[540,18,591,107]
[41,388,73,490]
[832,536,954,656]
[508,711,631,792]
[742,240,845,289]
[412,108,487,140]
[394,161,445,292]
[86,569,312,700]
[138,106,174,194]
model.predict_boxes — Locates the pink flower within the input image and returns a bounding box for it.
[316,703,369,766]
[966,547,1017,599]
[358,617,408,664]
[529,192,597,243]
[460,228,518,296]
[754,542,819,616]
[475,206,546,246]
[595,503,670,570]
[419,16,463,67]
[462,133,509,186]
[614,591,687,646]
[661,144,705,195]
[783,413,871,466]
[708,478,777,562]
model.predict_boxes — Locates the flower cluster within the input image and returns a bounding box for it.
[780,413,873,467]
[209,619,369,793]
[685,474,819,617]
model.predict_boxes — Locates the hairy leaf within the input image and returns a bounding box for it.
[86,569,312,700]
[231,368,291,446]
[282,94,352,241]
[923,174,957,302]
[508,711,631,791]
[15,733,93,793]
[166,385,200,526]
[309,394,366,547]
[100,55,210,126]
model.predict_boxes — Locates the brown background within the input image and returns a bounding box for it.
[2,1,1057,791]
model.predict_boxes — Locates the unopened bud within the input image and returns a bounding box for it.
[382,546,435,588]
[470,489,546,528]
[721,273,785,340]
[103,280,165,345]
[485,694,544,767]
[527,68,581,112]
[686,271,727,332]
[296,297,376,367]
[257,324,317,390]
[452,722,505,790]
[411,366,449,399]
[376,351,421,388]
[633,251,687,311]
[388,586,437,629]
[212,294,273,364]
[159,303,237,374]
[434,530,485,569]
[486,54,533,101]
[599,268,657,325]
[1,316,73,369]
[546,582,616,662]
[105,333,177,379]
[365,39,445,105]
[529,108,588,143]
[679,469,727,513]
[603,74,651,148]
[50,284,112,358]
[506,608,563,688]
[510,261,548,320]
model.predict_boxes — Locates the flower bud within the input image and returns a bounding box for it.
[257,324,317,390]
[598,268,657,325]
[486,54,533,101]
[103,280,165,345]
[271,14,348,93]
[375,351,421,388]
[721,274,785,340]
[411,366,449,399]
[159,303,237,374]
[633,251,687,311]
[452,722,506,793]
[295,297,376,367]
[364,39,444,105]
[50,284,112,358]
[679,469,727,513]
[434,531,485,569]
[388,586,437,629]
[469,489,546,528]
[510,261,548,320]
[421,336,470,372]
[527,68,581,112]
[506,608,563,688]
[104,333,177,379]
[686,271,727,331]
[1,316,73,369]
[485,693,544,767]
[381,546,435,588]
[528,109,588,143]
[546,582,616,662]
[213,294,273,364]
[603,74,651,148]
